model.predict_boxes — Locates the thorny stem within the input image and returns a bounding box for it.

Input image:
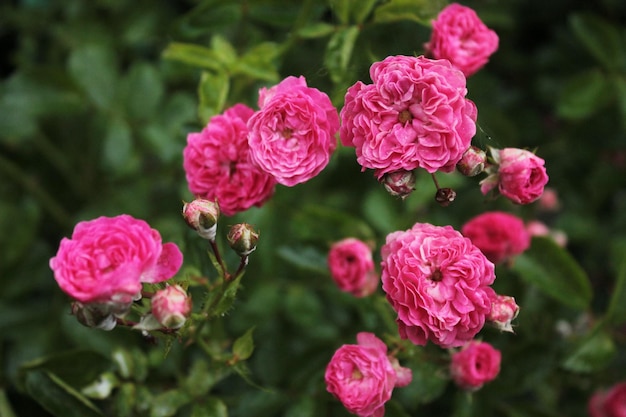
[233,255,249,279]
[210,239,230,280]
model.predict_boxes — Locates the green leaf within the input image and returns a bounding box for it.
[556,69,613,120]
[24,370,103,417]
[569,13,626,71]
[211,35,238,67]
[150,389,192,417]
[232,327,255,362]
[212,272,245,317]
[395,354,447,405]
[114,383,136,417]
[68,44,117,110]
[102,116,134,173]
[0,389,17,417]
[296,23,336,39]
[191,397,228,417]
[373,0,446,25]
[233,42,281,82]
[328,0,351,24]
[352,0,380,24]
[124,63,163,120]
[184,360,232,397]
[606,241,626,325]
[324,25,360,84]
[291,204,376,243]
[562,324,616,373]
[198,70,230,123]
[511,237,592,310]
[162,43,224,71]
[20,350,112,390]
[276,245,328,275]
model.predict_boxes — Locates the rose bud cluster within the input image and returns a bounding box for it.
[461,211,531,265]
[325,332,412,417]
[588,381,626,417]
[327,238,379,297]
[425,3,499,77]
[481,147,549,205]
[50,215,183,330]
[381,222,496,348]
[450,340,501,390]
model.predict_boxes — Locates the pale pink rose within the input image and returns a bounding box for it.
[325,332,412,417]
[328,238,379,297]
[247,76,339,186]
[381,222,496,348]
[538,187,560,211]
[526,220,568,248]
[461,211,530,264]
[481,147,549,205]
[588,382,626,417]
[450,340,501,390]
[487,294,519,333]
[425,3,499,77]
[183,103,277,216]
[151,285,192,329]
[340,55,477,178]
[50,215,183,305]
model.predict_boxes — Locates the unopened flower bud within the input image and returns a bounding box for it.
[487,294,519,333]
[457,146,487,177]
[151,285,192,329]
[435,187,456,207]
[227,223,259,256]
[182,199,220,241]
[71,302,117,331]
[381,170,416,200]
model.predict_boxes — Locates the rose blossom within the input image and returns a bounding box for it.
[247,76,339,186]
[50,215,183,306]
[340,55,477,178]
[481,147,549,205]
[327,238,379,297]
[325,332,412,417]
[461,211,531,264]
[425,3,499,77]
[381,222,496,348]
[588,382,626,417]
[450,340,501,390]
[183,103,277,216]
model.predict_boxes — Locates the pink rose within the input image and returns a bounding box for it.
[425,3,499,77]
[381,222,496,348]
[526,220,568,248]
[487,294,519,333]
[327,238,379,297]
[340,55,477,178]
[183,103,277,216]
[461,211,531,264]
[450,340,501,390]
[247,76,339,186]
[589,382,626,417]
[481,147,549,205]
[50,215,183,305]
[151,285,192,329]
[325,332,412,417]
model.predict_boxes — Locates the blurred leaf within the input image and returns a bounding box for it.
[284,396,316,417]
[562,324,616,373]
[102,116,134,173]
[328,0,351,24]
[68,44,117,110]
[569,13,626,71]
[111,348,148,382]
[184,359,232,397]
[124,63,163,120]
[296,23,336,39]
[232,327,256,362]
[115,382,136,417]
[150,389,192,417]
[511,237,592,310]
[24,370,103,417]
[212,272,245,317]
[395,354,447,404]
[614,75,626,132]
[291,204,376,243]
[81,372,119,400]
[162,43,224,71]
[324,25,360,84]
[20,350,112,390]
[276,245,328,275]
[373,0,446,25]
[362,187,403,234]
[211,35,238,67]
[0,199,40,267]
[191,397,228,417]
[198,70,230,123]
[352,0,380,23]
[0,389,17,417]
[556,69,613,119]
[234,42,281,82]
[606,241,626,325]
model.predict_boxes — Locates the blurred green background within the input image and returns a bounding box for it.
[1,0,626,416]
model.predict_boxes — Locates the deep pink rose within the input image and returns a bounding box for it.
[340,55,477,178]
[450,340,501,390]
[589,382,626,417]
[325,332,412,417]
[425,3,499,77]
[328,238,379,297]
[50,215,183,305]
[381,222,496,348]
[461,211,531,264]
[481,147,549,205]
[183,103,277,216]
[247,76,339,186]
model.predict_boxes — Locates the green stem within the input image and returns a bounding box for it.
[0,152,72,228]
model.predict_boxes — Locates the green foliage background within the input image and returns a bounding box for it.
[1,0,626,416]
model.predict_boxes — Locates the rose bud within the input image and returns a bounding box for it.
[381,170,416,200]
[227,223,259,256]
[182,198,220,241]
[151,285,192,329]
[487,294,520,333]
[457,146,486,177]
